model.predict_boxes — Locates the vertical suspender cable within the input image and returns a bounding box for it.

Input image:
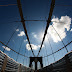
[44,43,49,65]
[47,34,55,62]
[16,36,24,61]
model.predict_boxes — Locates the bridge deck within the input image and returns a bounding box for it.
[0,50,72,72]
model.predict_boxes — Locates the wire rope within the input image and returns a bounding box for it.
[3,24,21,52]
[0,41,29,58]
[17,0,35,56]
[43,40,72,58]
[37,0,55,56]
[47,34,55,61]
[52,25,68,52]
[44,43,49,65]
[16,36,25,61]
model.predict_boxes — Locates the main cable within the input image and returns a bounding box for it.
[17,0,35,56]
[37,0,55,56]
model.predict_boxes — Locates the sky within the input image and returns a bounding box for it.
[0,0,72,69]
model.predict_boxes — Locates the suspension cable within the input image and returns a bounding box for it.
[23,58,24,65]
[43,45,46,67]
[15,20,66,22]
[23,46,27,66]
[56,4,72,6]
[0,4,17,6]
[44,43,49,65]
[37,0,55,56]
[3,24,20,52]
[0,3,72,7]
[52,25,68,52]
[47,34,55,61]
[42,20,49,65]
[17,0,35,56]
[16,36,25,61]
[0,41,29,58]
[43,40,72,58]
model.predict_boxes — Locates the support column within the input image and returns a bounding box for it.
[40,59,43,68]
[35,62,37,70]
[29,57,43,71]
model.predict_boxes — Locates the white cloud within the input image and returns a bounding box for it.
[18,31,25,36]
[39,32,48,42]
[48,16,71,43]
[32,32,48,42]
[26,44,44,50]
[24,39,28,42]
[32,33,37,38]
[2,46,11,51]
[70,28,72,31]
[16,29,19,31]
[34,35,37,38]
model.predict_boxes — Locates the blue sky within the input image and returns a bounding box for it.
[0,0,72,69]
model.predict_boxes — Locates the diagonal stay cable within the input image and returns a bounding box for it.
[56,4,72,7]
[0,41,29,58]
[17,0,35,56]
[16,36,25,61]
[51,25,68,52]
[43,40,72,58]
[37,0,55,56]
[3,24,20,52]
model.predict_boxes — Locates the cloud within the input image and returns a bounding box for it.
[70,29,72,31]
[18,31,25,36]
[24,39,28,42]
[48,16,71,43]
[16,29,19,31]
[26,44,44,50]
[2,46,11,51]
[32,33,37,38]
[39,32,49,42]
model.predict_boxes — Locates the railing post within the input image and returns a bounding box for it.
[18,64,21,72]
[1,55,8,72]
